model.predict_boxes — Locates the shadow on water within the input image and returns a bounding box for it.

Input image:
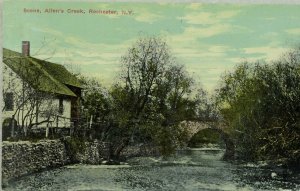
[4,147,300,191]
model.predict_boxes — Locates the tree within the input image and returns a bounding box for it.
[216,47,300,165]
[192,88,220,122]
[154,64,195,125]
[79,76,113,140]
[108,37,195,158]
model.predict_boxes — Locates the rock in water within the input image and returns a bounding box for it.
[271,172,277,178]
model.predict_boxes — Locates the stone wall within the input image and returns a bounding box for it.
[2,140,70,181]
[1,139,160,183]
[75,140,110,164]
[1,139,110,182]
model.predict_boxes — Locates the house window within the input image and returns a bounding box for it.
[59,98,64,114]
[4,92,14,111]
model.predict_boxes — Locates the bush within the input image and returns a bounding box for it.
[63,137,86,162]
[216,48,300,166]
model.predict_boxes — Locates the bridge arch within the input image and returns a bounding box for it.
[180,121,235,160]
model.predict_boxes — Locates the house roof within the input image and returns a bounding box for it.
[3,48,82,97]
[33,58,81,88]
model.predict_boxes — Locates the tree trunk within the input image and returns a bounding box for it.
[221,131,235,160]
[111,138,130,160]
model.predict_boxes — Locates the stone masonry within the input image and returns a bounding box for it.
[2,140,69,181]
[1,139,110,181]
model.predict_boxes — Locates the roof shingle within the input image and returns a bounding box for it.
[3,48,81,97]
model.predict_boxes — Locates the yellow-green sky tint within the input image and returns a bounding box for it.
[3,1,300,92]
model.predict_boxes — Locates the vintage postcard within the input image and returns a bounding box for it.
[1,0,300,190]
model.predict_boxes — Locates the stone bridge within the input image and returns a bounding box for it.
[179,121,235,160]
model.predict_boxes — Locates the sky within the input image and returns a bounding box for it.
[3,1,300,92]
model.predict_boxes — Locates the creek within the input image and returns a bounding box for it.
[5,147,300,191]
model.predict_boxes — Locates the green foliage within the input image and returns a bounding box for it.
[63,137,86,161]
[80,37,215,158]
[216,48,300,165]
[188,129,222,148]
[193,89,220,121]
[79,76,113,140]
[80,77,111,122]
[141,123,190,156]
[153,126,177,156]
[107,37,201,157]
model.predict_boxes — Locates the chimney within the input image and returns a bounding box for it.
[22,41,30,56]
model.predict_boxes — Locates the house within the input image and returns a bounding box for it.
[2,41,82,139]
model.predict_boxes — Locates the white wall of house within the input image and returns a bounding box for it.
[48,98,72,128]
[2,65,23,120]
[2,64,73,130]
[28,97,72,128]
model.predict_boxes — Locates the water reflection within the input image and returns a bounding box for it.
[5,148,300,191]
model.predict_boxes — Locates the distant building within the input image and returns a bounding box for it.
[2,41,82,139]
